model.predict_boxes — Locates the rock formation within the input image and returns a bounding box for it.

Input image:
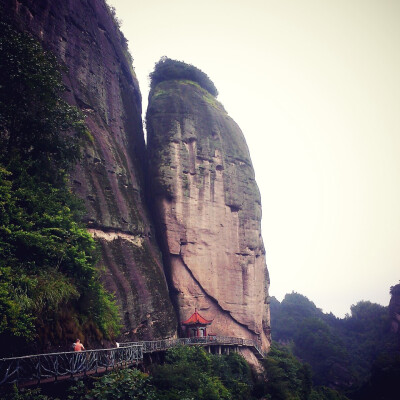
[147,60,271,353]
[2,0,176,340]
[3,1,272,351]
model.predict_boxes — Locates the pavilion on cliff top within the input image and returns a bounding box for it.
[181,309,213,338]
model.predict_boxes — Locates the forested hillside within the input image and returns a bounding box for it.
[270,292,399,398]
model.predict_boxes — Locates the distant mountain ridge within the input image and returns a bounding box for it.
[270,291,398,397]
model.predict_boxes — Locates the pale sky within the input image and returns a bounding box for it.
[107,0,400,317]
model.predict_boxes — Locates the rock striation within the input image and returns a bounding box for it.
[2,0,176,340]
[147,60,271,353]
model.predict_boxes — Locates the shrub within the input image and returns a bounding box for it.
[151,346,252,400]
[149,57,218,97]
[67,369,156,400]
[261,343,312,400]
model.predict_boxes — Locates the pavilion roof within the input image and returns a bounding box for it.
[181,309,213,326]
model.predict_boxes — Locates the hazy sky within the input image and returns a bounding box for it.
[107,0,400,317]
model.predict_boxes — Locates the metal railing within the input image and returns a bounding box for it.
[0,336,266,386]
[0,344,142,386]
[119,336,266,358]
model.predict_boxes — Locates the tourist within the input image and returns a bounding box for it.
[73,339,85,351]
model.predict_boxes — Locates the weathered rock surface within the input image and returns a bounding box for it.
[2,0,176,340]
[147,74,271,351]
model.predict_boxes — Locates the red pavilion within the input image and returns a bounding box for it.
[181,309,213,338]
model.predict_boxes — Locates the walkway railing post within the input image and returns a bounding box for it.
[55,356,58,382]
[16,359,20,386]
[37,355,41,384]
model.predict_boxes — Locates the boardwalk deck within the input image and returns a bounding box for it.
[0,336,266,387]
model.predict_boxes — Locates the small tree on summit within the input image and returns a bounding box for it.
[150,57,218,97]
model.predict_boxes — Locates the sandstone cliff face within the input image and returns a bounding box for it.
[147,77,271,351]
[3,0,176,340]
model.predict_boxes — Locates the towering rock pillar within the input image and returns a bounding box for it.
[147,59,271,353]
[2,0,176,341]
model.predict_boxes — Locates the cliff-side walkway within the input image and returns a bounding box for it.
[0,336,265,387]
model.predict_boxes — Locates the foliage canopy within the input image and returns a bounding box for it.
[0,21,91,185]
[150,57,218,97]
[150,346,243,400]
[270,291,399,397]
[260,343,313,400]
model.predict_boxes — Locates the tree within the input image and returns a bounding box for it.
[261,344,312,400]
[270,292,397,395]
[68,369,157,400]
[150,57,218,97]
[151,346,231,400]
[0,20,90,185]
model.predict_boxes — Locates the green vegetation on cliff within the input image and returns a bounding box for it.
[0,20,120,354]
[150,346,252,400]
[150,57,218,97]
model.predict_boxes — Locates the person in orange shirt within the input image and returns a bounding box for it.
[73,339,85,351]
